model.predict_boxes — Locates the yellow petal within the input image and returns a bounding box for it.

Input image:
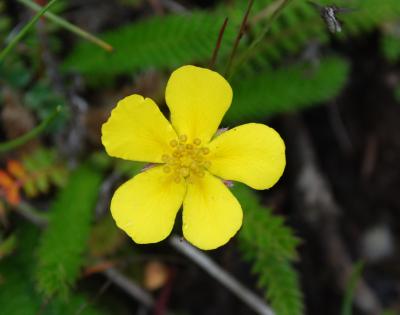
[111,166,186,244]
[208,123,286,190]
[182,172,243,250]
[102,94,177,163]
[165,65,232,143]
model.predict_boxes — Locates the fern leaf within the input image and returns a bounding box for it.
[35,164,102,298]
[224,56,349,123]
[233,184,303,315]
[62,12,236,80]
[231,0,400,75]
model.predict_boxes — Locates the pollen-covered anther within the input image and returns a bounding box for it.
[179,134,187,143]
[162,134,211,182]
[193,138,201,146]
[163,165,171,173]
[169,139,178,147]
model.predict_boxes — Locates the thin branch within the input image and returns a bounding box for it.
[168,235,275,315]
[160,0,187,13]
[14,201,48,228]
[102,268,155,308]
[209,17,229,70]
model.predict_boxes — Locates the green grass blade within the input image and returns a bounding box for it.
[17,0,113,52]
[341,261,365,315]
[0,0,57,63]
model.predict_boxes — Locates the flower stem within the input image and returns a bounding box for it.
[209,17,229,70]
[169,235,275,315]
[225,0,254,77]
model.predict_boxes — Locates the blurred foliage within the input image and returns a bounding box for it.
[0,58,68,128]
[35,164,102,298]
[0,2,11,42]
[0,225,105,315]
[63,12,236,84]
[381,32,400,63]
[230,0,400,75]
[226,56,349,123]
[0,234,17,260]
[234,184,302,315]
[22,148,67,195]
[89,215,125,258]
[0,149,67,205]
[341,261,365,315]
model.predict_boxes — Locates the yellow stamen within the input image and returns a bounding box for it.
[161,154,170,162]
[163,165,171,173]
[201,147,210,155]
[179,134,187,142]
[162,134,212,183]
[193,138,201,146]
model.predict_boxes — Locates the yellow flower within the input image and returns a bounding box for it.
[101,65,286,250]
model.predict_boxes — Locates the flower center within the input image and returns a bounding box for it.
[161,134,211,183]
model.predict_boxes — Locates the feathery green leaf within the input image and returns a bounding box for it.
[35,164,102,298]
[225,56,349,123]
[63,12,236,81]
[234,184,303,315]
[229,0,400,75]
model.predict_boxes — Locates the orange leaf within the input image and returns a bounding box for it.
[6,186,21,206]
[83,261,116,277]
[0,201,8,226]
[0,171,14,189]
[7,160,27,180]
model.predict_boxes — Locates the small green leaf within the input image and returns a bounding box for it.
[0,234,17,260]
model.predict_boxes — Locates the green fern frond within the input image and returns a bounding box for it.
[35,164,102,298]
[231,0,400,75]
[63,12,236,80]
[224,56,349,123]
[233,184,303,315]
